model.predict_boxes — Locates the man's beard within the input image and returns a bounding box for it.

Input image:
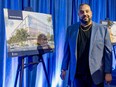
[80,16,91,25]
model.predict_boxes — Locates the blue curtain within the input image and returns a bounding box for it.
[0,0,116,87]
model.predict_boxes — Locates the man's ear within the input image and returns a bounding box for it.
[90,10,92,17]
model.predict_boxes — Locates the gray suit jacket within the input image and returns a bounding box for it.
[61,22,112,84]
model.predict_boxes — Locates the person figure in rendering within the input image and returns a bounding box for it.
[37,34,52,54]
[60,3,112,87]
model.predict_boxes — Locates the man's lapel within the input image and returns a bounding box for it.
[89,22,98,56]
[75,23,80,60]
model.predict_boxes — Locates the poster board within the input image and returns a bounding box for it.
[4,9,54,57]
[100,20,116,44]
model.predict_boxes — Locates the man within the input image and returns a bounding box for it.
[60,3,112,87]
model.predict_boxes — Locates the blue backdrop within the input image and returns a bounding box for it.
[0,0,116,87]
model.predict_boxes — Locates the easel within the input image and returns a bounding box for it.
[14,51,51,87]
[13,7,53,87]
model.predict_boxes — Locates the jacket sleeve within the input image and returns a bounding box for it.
[104,27,112,73]
[61,27,70,71]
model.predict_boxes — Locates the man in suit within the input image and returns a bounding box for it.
[60,3,112,87]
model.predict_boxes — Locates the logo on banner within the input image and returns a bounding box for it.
[8,9,23,20]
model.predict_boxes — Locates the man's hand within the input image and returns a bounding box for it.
[105,73,112,84]
[60,70,66,80]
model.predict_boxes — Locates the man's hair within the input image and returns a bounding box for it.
[79,3,90,9]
